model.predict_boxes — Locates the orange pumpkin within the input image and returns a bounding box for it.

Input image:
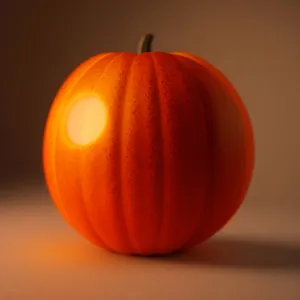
[43,34,254,255]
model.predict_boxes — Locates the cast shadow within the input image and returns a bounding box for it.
[158,237,300,270]
[33,232,300,272]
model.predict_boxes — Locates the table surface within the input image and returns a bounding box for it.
[1,185,300,300]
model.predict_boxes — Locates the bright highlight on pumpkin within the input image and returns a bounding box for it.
[67,97,107,146]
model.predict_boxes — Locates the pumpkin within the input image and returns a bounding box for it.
[43,34,254,256]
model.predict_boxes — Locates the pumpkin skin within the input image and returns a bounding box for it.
[43,35,254,256]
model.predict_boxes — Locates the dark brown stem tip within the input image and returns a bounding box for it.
[137,33,155,54]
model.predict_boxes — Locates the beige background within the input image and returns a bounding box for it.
[1,0,300,299]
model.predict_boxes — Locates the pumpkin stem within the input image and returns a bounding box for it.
[137,34,154,54]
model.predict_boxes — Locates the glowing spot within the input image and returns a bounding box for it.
[67,97,106,146]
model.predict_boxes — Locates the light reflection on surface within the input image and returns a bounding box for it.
[67,97,107,146]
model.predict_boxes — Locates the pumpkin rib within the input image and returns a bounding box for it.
[189,55,254,238]
[172,53,255,166]
[119,55,147,253]
[150,53,177,252]
[121,54,167,255]
[171,54,215,247]
[77,53,127,250]
[176,56,231,246]
[76,53,135,252]
[191,79,217,245]
[187,75,217,246]
[172,54,254,247]
[180,55,219,246]
[116,54,138,252]
[148,53,212,253]
[120,55,144,253]
[148,53,166,252]
[50,54,114,245]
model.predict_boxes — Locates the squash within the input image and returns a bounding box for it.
[43,34,254,255]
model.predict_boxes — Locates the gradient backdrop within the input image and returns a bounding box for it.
[1,0,300,299]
